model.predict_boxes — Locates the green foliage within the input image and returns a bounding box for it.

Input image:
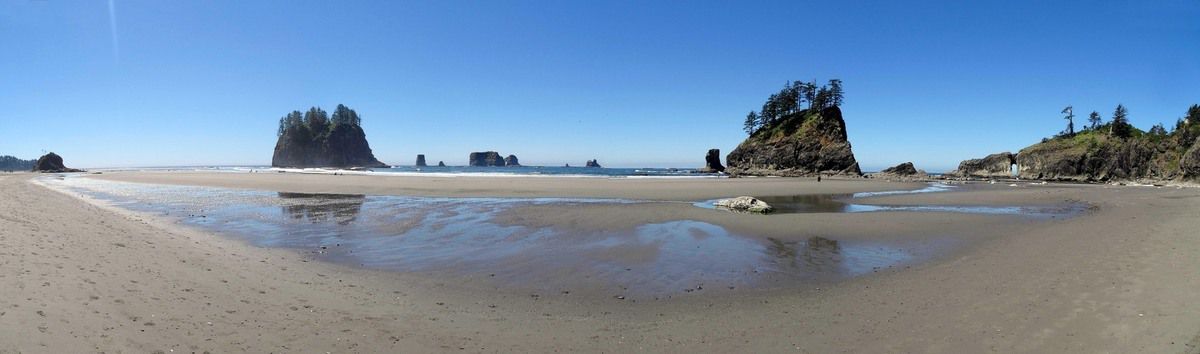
[1061,105,1075,136]
[1088,111,1102,130]
[277,105,363,138]
[1111,104,1131,139]
[743,79,843,135]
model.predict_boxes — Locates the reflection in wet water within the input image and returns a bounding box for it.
[39,176,1057,297]
[278,192,365,225]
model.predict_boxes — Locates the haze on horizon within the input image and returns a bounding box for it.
[1,1,1197,171]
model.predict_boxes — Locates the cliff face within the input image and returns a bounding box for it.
[416,154,427,167]
[726,107,860,176]
[469,151,505,167]
[948,152,1015,179]
[1014,130,1186,181]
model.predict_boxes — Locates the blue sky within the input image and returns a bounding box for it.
[1,1,1197,171]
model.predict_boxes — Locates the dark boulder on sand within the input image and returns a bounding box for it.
[416,154,427,167]
[585,159,601,168]
[726,107,861,176]
[469,151,506,167]
[699,149,725,173]
[504,154,521,166]
[32,152,83,173]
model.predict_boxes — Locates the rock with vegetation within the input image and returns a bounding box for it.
[416,154,427,167]
[727,79,860,176]
[504,154,520,166]
[947,152,1015,179]
[272,105,387,168]
[1015,104,1200,182]
[585,159,601,168]
[0,155,35,171]
[699,149,725,173]
[469,151,505,167]
[713,196,774,213]
[32,152,83,173]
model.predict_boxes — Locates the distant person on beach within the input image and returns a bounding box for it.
[817,175,822,182]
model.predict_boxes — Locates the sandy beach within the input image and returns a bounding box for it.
[4,171,1200,353]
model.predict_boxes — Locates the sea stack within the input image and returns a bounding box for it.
[31,152,83,173]
[504,154,521,166]
[726,106,861,176]
[585,159,601,168]
[469,151,506,167]
[700,149,725,173]
[437,161,446,167]
[416,154,427,167]
[272,105,388,168]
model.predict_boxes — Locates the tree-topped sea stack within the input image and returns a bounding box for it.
[727,79,860,176]
[272,104,387,168]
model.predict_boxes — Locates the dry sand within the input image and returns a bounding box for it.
[3,171,1200,353]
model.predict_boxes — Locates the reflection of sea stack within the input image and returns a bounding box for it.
[278,192,365,226]
[415,154,427,167]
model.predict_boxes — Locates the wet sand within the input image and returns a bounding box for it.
[4,171,1200,352]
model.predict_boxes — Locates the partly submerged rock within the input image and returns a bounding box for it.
[415,154,427,167]
[32,152,83,173]
[726,107,861,176]
[469,151,505,167]
[585,159,601,168]
[504,154,521,166]
[947,152,1014,179]
[713,196,774,213]
[699,149,725,173]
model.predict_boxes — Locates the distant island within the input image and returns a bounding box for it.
[726,79,860,176]
[951,104,1200,182]
[0,155,35,171]
[272,104,388,168]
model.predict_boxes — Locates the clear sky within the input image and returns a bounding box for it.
[2,1,1197,171]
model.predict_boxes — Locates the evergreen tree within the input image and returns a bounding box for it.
[305,107,329,133]
[331,104,360,126]
[1149,123,1167,136]
[813,85,831,110]
[827,79,844,107]
[744,111,760,135]
[1061,105,1075,136]
[1111,104,1131,138]
[802,82,817,109]
[1088,111,1102,130]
